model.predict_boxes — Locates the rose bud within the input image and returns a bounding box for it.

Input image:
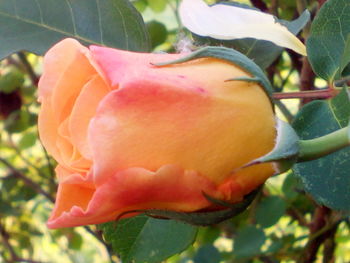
[38,38,276,229]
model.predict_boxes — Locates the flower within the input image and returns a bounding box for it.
[38,38,276,228]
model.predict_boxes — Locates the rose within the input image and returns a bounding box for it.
[38,38,276,229]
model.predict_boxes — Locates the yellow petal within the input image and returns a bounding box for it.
[179,0,306,56]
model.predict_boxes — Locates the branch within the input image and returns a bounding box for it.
[0,157,54,203]
[17,52,39,86]
[298,206,340,263]
[322,227,337,263]
[287,207,309,227]
[318,0,327,7]
[0,222,19,262]
[299,58,316,105]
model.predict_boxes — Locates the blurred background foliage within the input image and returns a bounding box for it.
[1,0,349,262]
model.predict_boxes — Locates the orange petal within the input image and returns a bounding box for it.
[69,75,110,159]
[88,74,275,186]
[38,38,95,165]
[88,77,211,185]
[38,39,88,100]
[50,47,96,123]
[38,99,62,164]
[218,163,275,203]
[47,165,217,229]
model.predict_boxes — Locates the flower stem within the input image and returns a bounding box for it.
[298,127,350,162]
[273,89,338,100]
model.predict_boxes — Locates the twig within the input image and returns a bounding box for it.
[7,134,53,182]
[0,222,19,262]
[269,0,278,16]
[287,207,309,227]
[0,157,54,203]
[318,0,327,7]
[298,206,340,263]
[322,227,337,263]
[17,52,39,86]
[83,226,116,263]
[274,100,294,122]
[299,57,316,105]
[258,256,279,263]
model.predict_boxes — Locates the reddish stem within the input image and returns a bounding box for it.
[273,89,338,100]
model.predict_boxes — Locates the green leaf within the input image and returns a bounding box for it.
[194,10,310,69]
[101,215,197,263]
[147,21,167,48]
[307,0,350,81]
[0,0,150,60]
[147,0,167,13]
[0,70,24,93]
[68,232,83,250]
[233,225,266,259]
[293,89,350,210]
[255,196,287,228]
[4,110,29,133]
[133,0,148,13]
[18,132,37,149]
[282,172,300,200]
[193,245,221,263]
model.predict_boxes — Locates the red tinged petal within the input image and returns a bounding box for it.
[39,39,277,228]
[47,165,218,229]
[88,74,275,186]
[89,46,182,87]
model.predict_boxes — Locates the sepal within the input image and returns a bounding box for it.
[153,46,274,100]
[242,118,300,174]
[117,187,261,226]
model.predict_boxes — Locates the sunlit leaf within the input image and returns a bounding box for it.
[101,215,197,263]
[307,0,350,81]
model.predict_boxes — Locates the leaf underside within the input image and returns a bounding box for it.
[0,0,150,60]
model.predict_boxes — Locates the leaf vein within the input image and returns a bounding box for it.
[0,11,103,46]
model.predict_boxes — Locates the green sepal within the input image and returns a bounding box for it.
[227,76,261,84]
[242,118,300,174]
[117,188,261,226]
[153,46,274,100]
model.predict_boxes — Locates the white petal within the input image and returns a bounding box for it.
[179,0,306,56]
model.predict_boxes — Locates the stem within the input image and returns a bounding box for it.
[0,157,55,202]
[17,52,39,86]
[298,207,332,263]
[273,89,337,100]
[0,222,19,262]
[274,100,294,122]
[298,127,350,162]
